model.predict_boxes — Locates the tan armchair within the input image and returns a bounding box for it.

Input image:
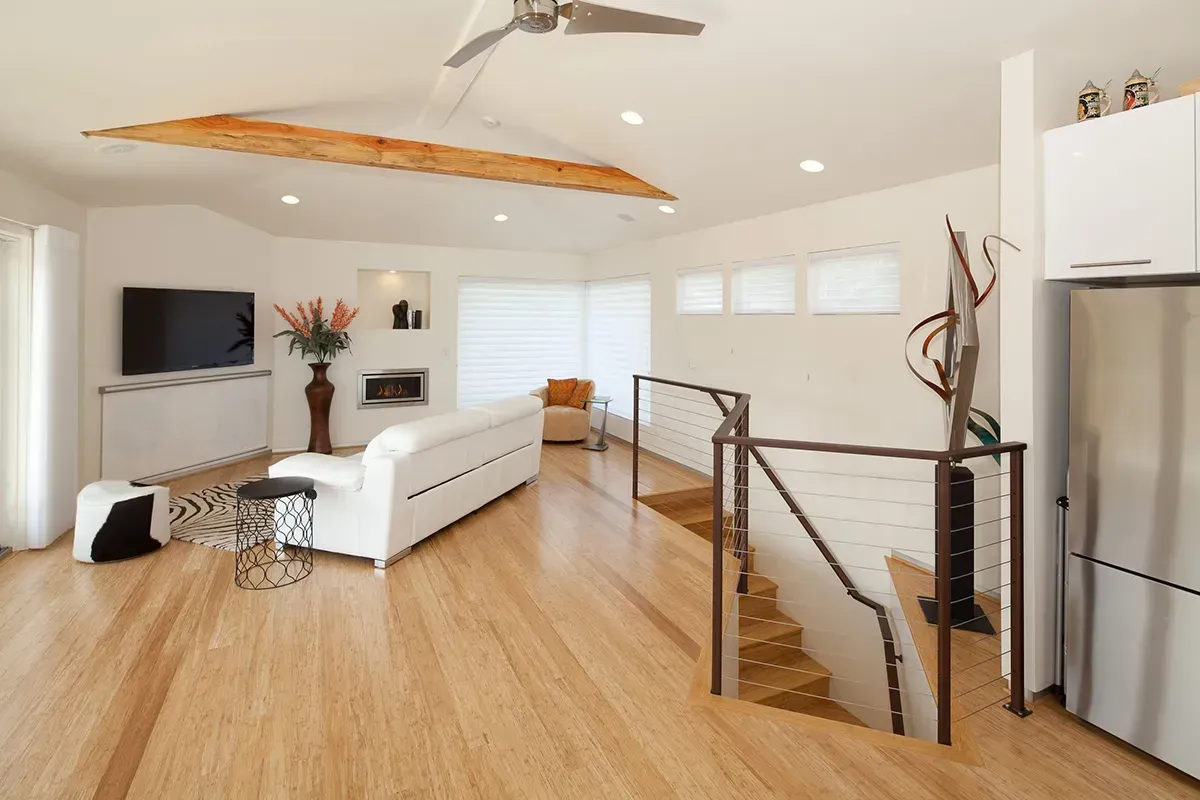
[531,379,595,442]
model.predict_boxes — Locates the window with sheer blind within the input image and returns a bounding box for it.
[676,266,723,315]
[585,275,650,419]
[457,278,584,407]
[807,243,901,315]
[732,258,796,315]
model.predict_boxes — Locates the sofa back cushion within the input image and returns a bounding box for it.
[476,395,544,428]
[364,409,490,459]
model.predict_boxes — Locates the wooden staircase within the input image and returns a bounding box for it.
[640,487,866,728]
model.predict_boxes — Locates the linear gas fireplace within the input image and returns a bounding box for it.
[358,369,429,409]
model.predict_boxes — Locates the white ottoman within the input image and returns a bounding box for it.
[74,481,170,563]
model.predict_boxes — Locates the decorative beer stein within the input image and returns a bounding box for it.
[1124,69,1161,111]
[1078,80,1111,121]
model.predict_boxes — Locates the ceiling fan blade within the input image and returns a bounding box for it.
[444,20,521,68]
[558,2,573,19]
[563,1,704,36]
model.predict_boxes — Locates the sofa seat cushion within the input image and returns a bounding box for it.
[477,395,544,428]
[271,453,367,491]
[543,405,591,442]
[373,410,490,455]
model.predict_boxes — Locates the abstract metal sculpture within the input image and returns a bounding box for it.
[905,216,1016,454]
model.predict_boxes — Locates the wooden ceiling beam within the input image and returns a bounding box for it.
[82,115,676,201]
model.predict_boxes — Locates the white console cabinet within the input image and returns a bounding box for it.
[1044,94,1197,280]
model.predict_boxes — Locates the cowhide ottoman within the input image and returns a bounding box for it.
[73,481,170,563]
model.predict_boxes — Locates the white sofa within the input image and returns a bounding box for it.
[269,395,544,567]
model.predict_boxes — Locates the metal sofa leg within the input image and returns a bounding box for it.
[373,547,412,569]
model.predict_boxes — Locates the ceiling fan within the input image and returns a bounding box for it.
[444,0,705,68]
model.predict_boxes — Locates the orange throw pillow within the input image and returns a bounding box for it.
[567,381,591,409]
[547,378,578,407]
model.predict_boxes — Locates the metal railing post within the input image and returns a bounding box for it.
[936,458,953,746]
[1005,449,1032,717]
[632,375,640,500]
[734,404,749,595]
[711,438,725,695]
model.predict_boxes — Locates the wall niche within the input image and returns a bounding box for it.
[355,270,431,331]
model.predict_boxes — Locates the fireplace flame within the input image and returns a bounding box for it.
[376,384,409,398]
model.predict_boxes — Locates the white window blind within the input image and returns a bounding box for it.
[676,266,723,315]
[807,243,901,315]
[585,275,650,419]
[732,258,796,315]
[457,278,584,407]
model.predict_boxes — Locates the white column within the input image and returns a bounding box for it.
[999,51,1073,694]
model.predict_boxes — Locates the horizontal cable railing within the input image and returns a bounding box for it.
[631,375,1030,747]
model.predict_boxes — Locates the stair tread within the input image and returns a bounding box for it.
[739,607,803,641]
[738,657,831,704]
[743,573,777,597]
[802,700,869,727]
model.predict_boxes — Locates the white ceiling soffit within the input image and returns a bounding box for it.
[1,0,1199,253]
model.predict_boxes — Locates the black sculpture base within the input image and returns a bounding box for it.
[917,596,997,635]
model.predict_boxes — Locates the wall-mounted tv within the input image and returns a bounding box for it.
[122,287,255,376]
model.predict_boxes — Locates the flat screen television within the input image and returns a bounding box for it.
[122,287,255,376]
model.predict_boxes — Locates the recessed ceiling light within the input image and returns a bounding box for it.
[621,110,644,126]
[281,195,300,205]
[481,116,501,129]
[799,160,825,173]
[1072,151,1085,158]
[658,205,676,214]
[389,270,397,274]
[494,214,509,222]
[98,143,137,155]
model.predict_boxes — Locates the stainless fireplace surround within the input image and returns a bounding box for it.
[358,369,429,409]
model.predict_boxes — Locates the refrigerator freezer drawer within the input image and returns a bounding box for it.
[1066,555,1200,778]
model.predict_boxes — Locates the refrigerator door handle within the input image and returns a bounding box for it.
[1055,496,1069,695]
[1069,259,1153,269]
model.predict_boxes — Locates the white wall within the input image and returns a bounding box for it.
[586,165,1001,735]
[0,168,86,234]
[82,206,276,484]
[271,238,586,451]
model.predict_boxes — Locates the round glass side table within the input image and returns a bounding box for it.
[234,476,316,590]
[581,395,613,452]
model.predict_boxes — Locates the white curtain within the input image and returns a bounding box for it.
[457,278,585,407]
[807,243,902,315]
[585,275,651,419]
[0,222,33,551]
[733,258,797,315]
[676,266,724,315]
[27,226,81,547]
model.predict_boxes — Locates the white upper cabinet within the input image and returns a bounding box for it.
[1044,94,1197,280]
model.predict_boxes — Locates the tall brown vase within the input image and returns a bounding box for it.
[305,362,335,455]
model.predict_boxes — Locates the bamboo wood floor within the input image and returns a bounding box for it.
[0,440,1196,798]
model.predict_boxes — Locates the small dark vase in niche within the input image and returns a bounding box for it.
[412,310,423,330]
[392,299,410,330]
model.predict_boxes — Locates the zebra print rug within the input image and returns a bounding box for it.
[170,474,266,551]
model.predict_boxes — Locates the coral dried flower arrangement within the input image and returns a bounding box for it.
[273,297,361,363]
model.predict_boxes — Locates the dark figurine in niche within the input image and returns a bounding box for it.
[392,299,409,330]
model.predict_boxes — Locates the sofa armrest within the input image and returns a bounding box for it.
[530,386,549,407]
[269,452,366,491]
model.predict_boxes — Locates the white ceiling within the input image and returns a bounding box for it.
[2,0,1199,253]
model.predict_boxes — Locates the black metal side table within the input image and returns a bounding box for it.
[235,476,316,590]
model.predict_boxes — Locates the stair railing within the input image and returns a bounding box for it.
[632,375,1031,746]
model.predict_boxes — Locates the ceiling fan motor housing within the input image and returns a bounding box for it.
[513,0,560,33]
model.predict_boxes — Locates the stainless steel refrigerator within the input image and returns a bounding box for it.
[1067,286,1200,778]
